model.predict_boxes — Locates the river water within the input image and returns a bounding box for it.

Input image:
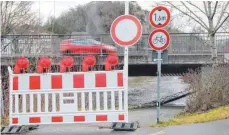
[128,76,189,106]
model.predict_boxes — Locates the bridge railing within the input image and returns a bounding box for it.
[0,34,149,57]
[1,33,229,57]
[1,33,229,65]
[167,33,229,54]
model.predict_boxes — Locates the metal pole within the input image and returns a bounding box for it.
[124,1,129,122]
[156,51,162,123]
[51,0,55,54]
[0,76,4,117]
[8,67,13,126]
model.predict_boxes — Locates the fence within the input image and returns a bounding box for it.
[1,33,229,56]
[168,33,229,54]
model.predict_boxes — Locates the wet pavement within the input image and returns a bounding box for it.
[25,107,229,135]
[26,107,183,135]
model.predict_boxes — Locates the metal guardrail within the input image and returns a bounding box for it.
[1,33,229,56]
[1,33,228,65]
[168,33,229,54]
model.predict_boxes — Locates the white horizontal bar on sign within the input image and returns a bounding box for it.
[11,70,124,76]
[61,96,75,100]
[11,88,125,94]
[12,111,127,116]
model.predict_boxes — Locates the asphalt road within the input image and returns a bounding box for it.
[25,119,229,135]
[24,107,229,135]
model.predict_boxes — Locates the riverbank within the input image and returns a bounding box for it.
[152,105,229,127]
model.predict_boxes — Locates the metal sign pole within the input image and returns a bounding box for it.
[156,51,162,123]
[124,1,129,122]
[0,77,3,117]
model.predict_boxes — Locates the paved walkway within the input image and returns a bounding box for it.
[161,119,229,135]
[24,107,229,135]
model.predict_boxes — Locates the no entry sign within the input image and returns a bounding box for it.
[148,29,170,51]
[149,6,170,28]
[110,15,142,47]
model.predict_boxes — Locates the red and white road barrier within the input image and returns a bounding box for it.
[8,67,127,126]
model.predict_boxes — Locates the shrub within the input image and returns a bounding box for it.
[184,65,229,113]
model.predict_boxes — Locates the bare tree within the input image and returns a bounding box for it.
[0,1,37,35]
[0,1,39,54]
[167,1,229,66]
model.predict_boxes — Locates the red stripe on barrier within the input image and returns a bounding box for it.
[13,76,18,91]
[12,117,18,124]
[29,117,41,123]
[51,75,62,89]
[119,114,125,120]
[73,74,84,88]
[96,115,107,121]
[117,73,123,87]
[52,116,63,122]
[95,73,106,87]
[74,116,85,122]
[30,76,40,90]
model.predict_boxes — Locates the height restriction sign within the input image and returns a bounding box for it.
[149,6,170,28]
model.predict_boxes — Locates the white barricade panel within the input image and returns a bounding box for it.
[9,68,127,125]
[11,71,123,91]
[11,113,127,125]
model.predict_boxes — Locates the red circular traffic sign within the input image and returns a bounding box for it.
[149,6,170,28]
[148,29,170,51]
[110,15,142,47]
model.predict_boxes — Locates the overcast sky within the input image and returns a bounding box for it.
[32,1,153,21]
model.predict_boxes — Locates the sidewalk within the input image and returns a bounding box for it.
[26,107,229,135]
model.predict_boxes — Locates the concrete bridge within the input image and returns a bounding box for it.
[1,33,229,66]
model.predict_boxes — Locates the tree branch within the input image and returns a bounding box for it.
[1,1,34,35]
[187,1,207,16]
[207,1,212,19]
[203,1,209,17]
[181,2,209,29]
[215,2,229,29]
[215,13,229,32]
[211,1,218,19]
[167,2,209,30]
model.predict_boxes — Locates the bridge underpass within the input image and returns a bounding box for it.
[129,64,202,76]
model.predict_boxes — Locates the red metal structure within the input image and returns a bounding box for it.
[105,55,119,71]
[82,55,96,72]
[60,56,74,72]
[14,57,29,74]
[37,57,52,73]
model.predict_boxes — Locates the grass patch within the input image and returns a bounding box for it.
[1,116,9,126]
[152,105,229,127]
